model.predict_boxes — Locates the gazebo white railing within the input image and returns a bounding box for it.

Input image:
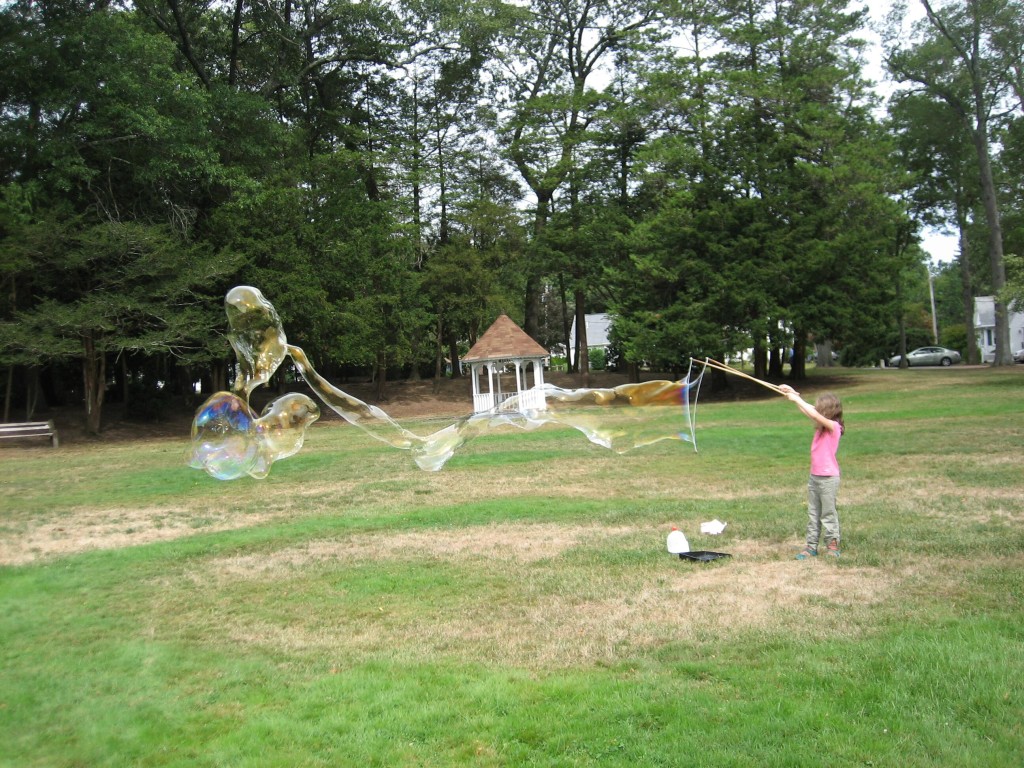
[469,358,547,414]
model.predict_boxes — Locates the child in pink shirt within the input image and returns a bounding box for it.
[778,385,845,559]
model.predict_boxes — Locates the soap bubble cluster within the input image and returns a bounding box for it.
[190,286,704,479]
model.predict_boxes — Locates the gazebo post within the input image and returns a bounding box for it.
[471,362,481,406]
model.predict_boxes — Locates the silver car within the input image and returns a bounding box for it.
[888,347,962,367]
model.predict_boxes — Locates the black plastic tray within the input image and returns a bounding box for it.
[677,551,731,562]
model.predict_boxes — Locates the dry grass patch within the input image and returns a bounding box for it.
[171,523,900,669]
[843,471,1024,520]
[1,448,777,565]
[0,504,289,565]
[952,451,1024,468]
[197,522,643,583]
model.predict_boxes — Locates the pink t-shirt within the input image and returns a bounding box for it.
[810,422,842,476]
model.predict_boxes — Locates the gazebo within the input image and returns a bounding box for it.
[462,315,549,413]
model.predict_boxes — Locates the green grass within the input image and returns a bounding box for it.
[1,366,1022,766]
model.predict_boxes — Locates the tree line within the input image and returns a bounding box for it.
[1,0,1021,433]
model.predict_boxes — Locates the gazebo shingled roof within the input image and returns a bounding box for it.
[463,314,548,362]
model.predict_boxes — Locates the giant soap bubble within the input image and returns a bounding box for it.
[189,391,319,480]
[189,287,705,479]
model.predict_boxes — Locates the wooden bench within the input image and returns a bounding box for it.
[0,420,60,448]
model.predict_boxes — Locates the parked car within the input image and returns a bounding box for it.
[1014,348,1024,364]
[888,347,962,367]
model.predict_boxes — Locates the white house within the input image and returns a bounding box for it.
[974,296,1024,362]
[568,313,613,368]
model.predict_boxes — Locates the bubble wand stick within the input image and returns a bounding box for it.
[702,358,786,395]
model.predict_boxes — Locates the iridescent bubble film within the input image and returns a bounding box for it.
[189,392,262,480]
[189,390,321,480]
[189,286,704,479]
[224,285,289,399]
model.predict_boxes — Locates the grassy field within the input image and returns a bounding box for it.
[1,366,1022,767]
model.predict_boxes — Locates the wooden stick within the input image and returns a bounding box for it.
[703,358,786,394]
[701,358,786,395]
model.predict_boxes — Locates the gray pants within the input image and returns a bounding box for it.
[806,474,841,551]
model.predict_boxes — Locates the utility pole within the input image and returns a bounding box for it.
[928,271,939,344]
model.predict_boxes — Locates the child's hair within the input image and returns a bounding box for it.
[814,392,845,434]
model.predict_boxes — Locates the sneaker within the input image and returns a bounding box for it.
[826,540,840,558]
[795,548,817,560]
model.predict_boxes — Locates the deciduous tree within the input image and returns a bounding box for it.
[885,0,1024,364]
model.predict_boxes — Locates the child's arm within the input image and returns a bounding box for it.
[777,385,838,432]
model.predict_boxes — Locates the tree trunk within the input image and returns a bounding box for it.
[26,366,40,420]
[3,365,12,422]
[375,350,387,401]
[790,335,807,380]
[956,214,978,364]
[559,273,573,373]
[814,340,834,368]
[213,362,227,394]
[433,316,444,394]
[523,193,552,343]
[523,272,543,345]
[753,342,768,380]
[227,0,244,87]
[971,100,1009,364]
[121,354,130,410]
[575,289,589,388]
[82,335,106,435]
[448,332,461,379]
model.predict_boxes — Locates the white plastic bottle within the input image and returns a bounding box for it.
[666,526,689,554]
